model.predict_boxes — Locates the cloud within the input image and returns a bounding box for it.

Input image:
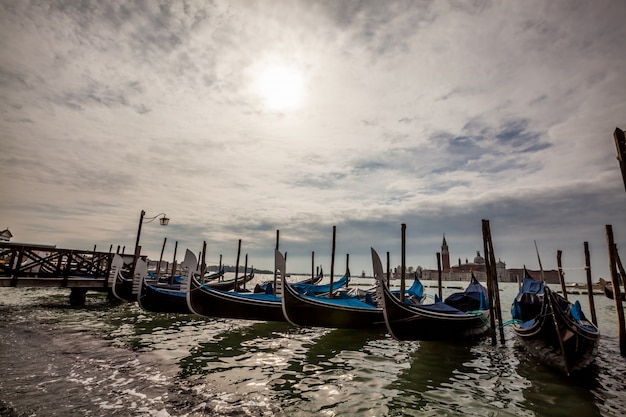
[0,0,625,281]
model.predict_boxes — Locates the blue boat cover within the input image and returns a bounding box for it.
[444,278,489,310]
[510,271,545,324]
[302,293,379,309]
[257,275,349,295]
[416,277,489,315]
[405,278,424,299]
[292,275,350,295]
[518,273,544,296]
[413,300,466,315]
[200,283,281,302]
[570,300,598,333]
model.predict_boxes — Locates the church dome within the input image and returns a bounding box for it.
[473,251,485,264]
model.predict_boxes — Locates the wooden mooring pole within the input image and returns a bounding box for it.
[328,226,336,298]
[157,238,167,280]
[482,219,505,345]
[557,250,568,300]
[401,224,406,303]
[242,254,248,290]
[200,240,207,278]
[584,241,598,326]
[234,239,241,289]
[169,241,178,285]
[436,252,442,300]
[386,252,391,287]
[606,224,626,355]
[616,245,626,292]
[274,230,279,293]
[614,127,626,193]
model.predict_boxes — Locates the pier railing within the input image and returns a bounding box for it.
[0,243,135,289]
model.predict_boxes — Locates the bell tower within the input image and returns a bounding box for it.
[441,234,450,272]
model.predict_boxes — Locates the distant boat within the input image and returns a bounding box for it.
[598,278,626,301]
[511,269,600,375]
[373,248,490,341]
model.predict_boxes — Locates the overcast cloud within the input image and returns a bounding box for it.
[1,0,625,281]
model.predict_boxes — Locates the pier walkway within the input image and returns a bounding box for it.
[0,243,135,305]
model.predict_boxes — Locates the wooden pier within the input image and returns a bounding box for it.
[0,243,136,305]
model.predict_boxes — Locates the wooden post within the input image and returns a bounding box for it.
[485,221,504,345]
[482,228,496,346]
[169,241,178,285]
[616,244,626,292]
[242,254,248,290]
[614,127,626,193]
[584,241,598,326]
[487,224,504,344]
[218,254,223,280]
[615,245,626,300]
[328,226,336,298]
[157,237,167,280]
[200,240,207,279]
[386,251,390,287]
[436,252,442,300]
[311,251,315,279]
[557,250,568,300]
[234,239,241,291]
[482,220,499,345]
[345,253,350,286]
[274,230,279,293]
[606,225,626,355]
[401,224,406,303]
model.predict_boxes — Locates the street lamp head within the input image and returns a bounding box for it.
[159,215,170,226]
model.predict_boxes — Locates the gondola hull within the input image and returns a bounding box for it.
[281,277,385,329]
[377,278,489,341]
[138,280,190,314]
[187,275,286,322]
[513,286,599,375]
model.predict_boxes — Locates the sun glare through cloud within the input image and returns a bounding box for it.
[254,65,305,112]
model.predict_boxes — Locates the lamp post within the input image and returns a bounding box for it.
[132,210,169,277]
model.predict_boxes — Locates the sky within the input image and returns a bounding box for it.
[1,0,626,282]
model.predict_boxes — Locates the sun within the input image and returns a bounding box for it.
[255,65,305,112]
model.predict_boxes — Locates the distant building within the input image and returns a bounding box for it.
[421,235,561,284]
[0,228,12,242]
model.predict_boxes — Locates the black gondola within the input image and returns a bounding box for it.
[186,250,346,322]
[281,250,424,330]
[373,248,490,341]
[511,270,600,375]
[136,249,199,313]
[138,277,190,313]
